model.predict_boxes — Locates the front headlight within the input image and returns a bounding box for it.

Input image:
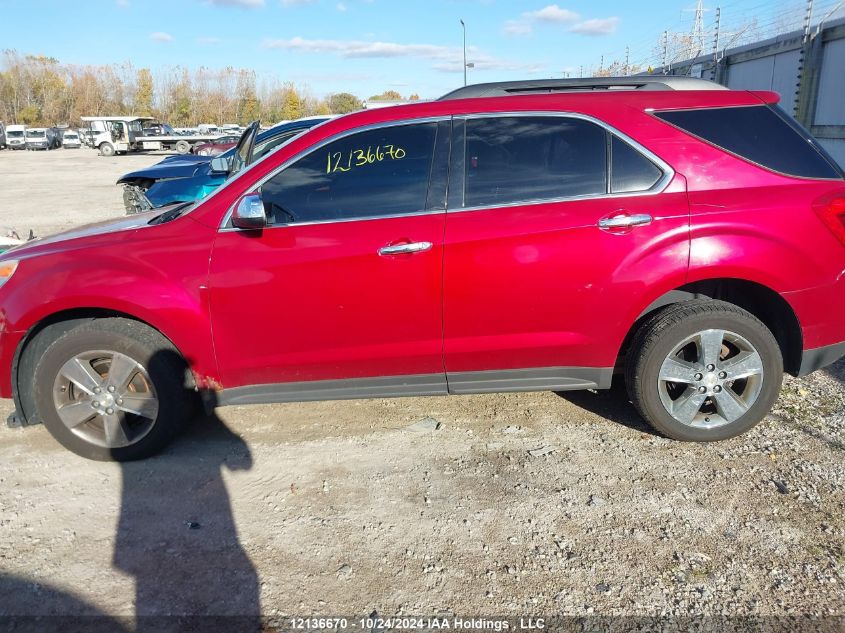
[0,260,19,288]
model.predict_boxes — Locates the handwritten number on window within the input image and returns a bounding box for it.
[326,145,407,174]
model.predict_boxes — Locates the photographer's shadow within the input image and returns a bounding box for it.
[113,353,260,632]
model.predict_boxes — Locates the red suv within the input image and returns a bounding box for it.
[1,77,844,461]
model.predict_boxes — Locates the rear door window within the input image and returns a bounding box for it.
[462,116,608,208]
[654,105,842,179]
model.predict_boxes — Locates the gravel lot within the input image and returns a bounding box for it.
[0,148,843,624]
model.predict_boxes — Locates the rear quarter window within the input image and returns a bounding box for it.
[654,105,842,180]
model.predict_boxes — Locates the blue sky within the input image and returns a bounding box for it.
[0,0,819,99]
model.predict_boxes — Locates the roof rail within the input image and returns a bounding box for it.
[438,76,727,100]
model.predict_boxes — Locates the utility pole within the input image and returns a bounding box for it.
[662,30,669,74]
[599,55,604,75]
[460,19,467,87]
[712,6,721,81]
[802,0,814,43]
[692,0,705,57]
[796,0,818,122]
[625,46,630,76]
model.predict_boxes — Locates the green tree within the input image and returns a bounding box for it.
[280,83,303,120]
[368,90,403,102]
[133,68,154,115]
[18,103,40,124]
[327,92,362,113]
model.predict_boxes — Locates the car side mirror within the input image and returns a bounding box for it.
[231,194,266,230]
[210,156,229,173]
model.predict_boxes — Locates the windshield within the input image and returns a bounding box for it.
[64,133,78,139]
[8,131,24,138]
[26,130,45,138]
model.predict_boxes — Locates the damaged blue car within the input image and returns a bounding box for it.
[117,117,329,214]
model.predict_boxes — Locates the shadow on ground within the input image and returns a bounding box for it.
[115,410,261,632]
[823,357,845,384]
[555,378,657,436]
[0,572,130,633]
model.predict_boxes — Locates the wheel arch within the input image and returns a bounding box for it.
[12,308,202,426]
[620,278,803,377]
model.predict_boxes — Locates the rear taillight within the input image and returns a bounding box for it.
[813,195,845,246]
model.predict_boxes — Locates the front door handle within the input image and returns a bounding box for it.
[598,213,653,231]
[378,241,433,256]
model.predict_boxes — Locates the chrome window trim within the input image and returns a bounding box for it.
[218,111,675,230]
[449,111,674,214]
[218,208,443,232]
[219,116,451,230]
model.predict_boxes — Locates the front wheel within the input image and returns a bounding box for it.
[626,300,783,442]
[99,142,115,157]
[32,319,197,461]
[175,140,191,154]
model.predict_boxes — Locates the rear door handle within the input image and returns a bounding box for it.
[598,213,653,230]
[378,241,433,256]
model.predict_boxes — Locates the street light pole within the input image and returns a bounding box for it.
[460,19,467,86]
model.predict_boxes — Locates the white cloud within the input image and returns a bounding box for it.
[264,37,459,60]
[116,0,130,7]
[336,1,347,10]
[530,4,579,23]
[505,5,619,37]
[263,36,544,74]
[206,0,264,6]
[281,0,316,5]
[150,31,174,42]
[505,4,579,36]
[570,16,619,35]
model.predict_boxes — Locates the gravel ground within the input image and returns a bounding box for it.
[0,149,843,624]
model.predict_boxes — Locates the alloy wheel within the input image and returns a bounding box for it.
[657,329,764,429]
[51,350,159,448]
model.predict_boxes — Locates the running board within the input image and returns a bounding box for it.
[217,366,613,407]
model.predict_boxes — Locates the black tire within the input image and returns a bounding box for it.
[32,318,197,461]
[175,140,191,154]
[625,299,783,441]
[99,142,115,157]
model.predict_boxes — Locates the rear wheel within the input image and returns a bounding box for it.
[626,300,783,441]
[32,319,197,461]
[175,140,191,154]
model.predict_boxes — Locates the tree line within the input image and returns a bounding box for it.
[0,51,419,127]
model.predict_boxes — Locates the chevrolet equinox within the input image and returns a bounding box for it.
[1,77,844,461]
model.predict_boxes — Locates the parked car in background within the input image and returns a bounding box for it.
[62,130,82,148]
[141,122,176,136]
[117,117,328,213]
[25,128,52,150]
[197,124,221,135]
[6,125,27,149]
[0,123,6,149]
[1,78,843,462]
[192,135,240,156]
